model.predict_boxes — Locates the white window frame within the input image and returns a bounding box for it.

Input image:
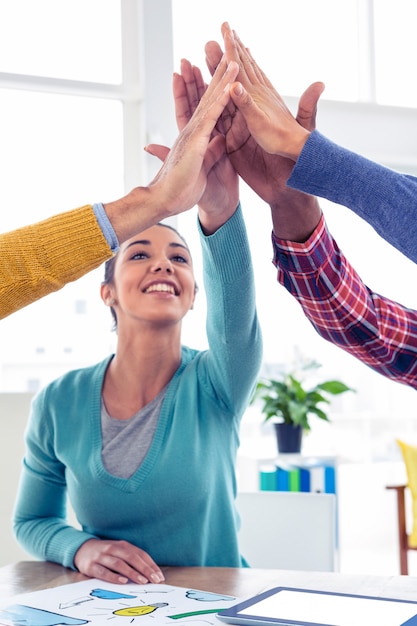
[0,0,175,197]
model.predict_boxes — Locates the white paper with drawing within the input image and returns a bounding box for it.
[0,579,239,625]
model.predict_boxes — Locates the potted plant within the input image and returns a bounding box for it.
[252,360,353,454]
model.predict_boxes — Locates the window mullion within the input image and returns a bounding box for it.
[121,0,146,192]
[356,0,376,103]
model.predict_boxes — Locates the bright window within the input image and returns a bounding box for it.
[173,0,417,107]
[172,0,361,102]
[0,1,125,391]
[0,0,122,83]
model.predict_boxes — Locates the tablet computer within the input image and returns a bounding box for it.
[216,586,417,626]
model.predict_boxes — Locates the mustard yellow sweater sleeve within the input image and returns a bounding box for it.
[0,205,113,320]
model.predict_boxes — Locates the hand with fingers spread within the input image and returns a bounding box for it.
[74,538,165,585]
[216,21,417,265]
[144,53,239,225]
[205,23,323,241]
[147,57,239,234]
[220,21,323,161]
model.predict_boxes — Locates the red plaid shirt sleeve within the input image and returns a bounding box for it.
[272,215,417,389]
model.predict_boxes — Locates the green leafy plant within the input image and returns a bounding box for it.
[252,360,353,432]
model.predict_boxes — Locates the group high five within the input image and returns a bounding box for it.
[6,23,417,584]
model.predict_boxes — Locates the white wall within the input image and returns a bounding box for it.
[0,393,35,566]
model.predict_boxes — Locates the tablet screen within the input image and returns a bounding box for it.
[217,587,417,626]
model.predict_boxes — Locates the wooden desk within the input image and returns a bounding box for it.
[1,561,417,603]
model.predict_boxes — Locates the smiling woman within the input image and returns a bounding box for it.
[98,224,197,423]
[12,55,263,582]
[13,202,262,583]
[101,223,196,333]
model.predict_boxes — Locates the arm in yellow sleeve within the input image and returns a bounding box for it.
[0,205,112,320]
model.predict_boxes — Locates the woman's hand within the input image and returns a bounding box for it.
[172,58,239,233]
[74,538,165,585]
[103,55,238,244]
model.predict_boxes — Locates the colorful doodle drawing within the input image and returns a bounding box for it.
[0,582,238,626]
[0,604,89,626]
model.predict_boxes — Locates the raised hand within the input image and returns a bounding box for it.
[205,34,323,207]
[220,22,323,160]
[144,54,239,226]
[146,57,240,234]
[74,538,165,585]
[205,24,323,241]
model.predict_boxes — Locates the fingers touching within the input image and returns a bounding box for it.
[218,21,318,159]
[174,59,207,131]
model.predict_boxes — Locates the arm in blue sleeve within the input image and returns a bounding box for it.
[12,391,97,569]
[197,203,263,415]
[288,130,417,264]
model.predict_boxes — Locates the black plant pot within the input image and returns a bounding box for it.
[274,422,303,454]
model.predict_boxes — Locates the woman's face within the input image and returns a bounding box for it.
[101,224,196,328]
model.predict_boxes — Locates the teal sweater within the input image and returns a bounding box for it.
[13,205,263,569]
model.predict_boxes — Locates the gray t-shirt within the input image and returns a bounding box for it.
[101,386,167,479]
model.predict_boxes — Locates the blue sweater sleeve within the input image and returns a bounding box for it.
[13,388,98,568]
[197,203,263,415]
[288,130,417,264]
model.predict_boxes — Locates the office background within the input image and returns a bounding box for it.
[1,0,417,573]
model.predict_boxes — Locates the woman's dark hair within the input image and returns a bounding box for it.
[102,222,193,331]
